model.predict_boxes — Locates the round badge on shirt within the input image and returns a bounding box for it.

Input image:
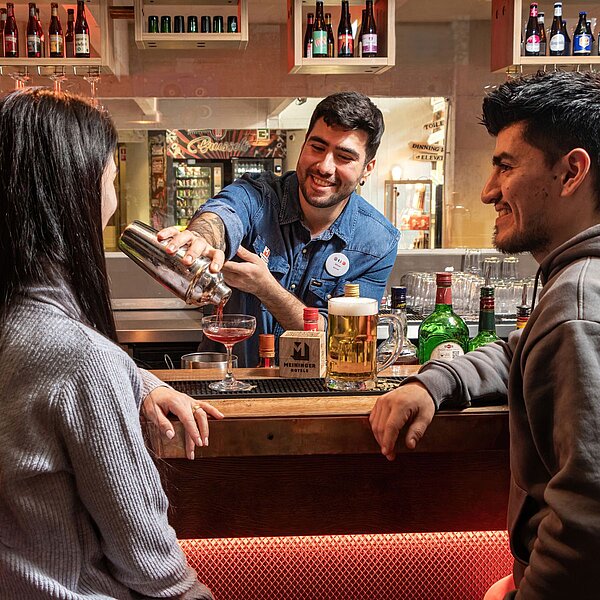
[325,252,350,277]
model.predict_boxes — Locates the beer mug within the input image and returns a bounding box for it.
[118,220,231,307]
[326,297,404,390]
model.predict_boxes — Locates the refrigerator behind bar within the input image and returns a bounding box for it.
[231,157,279,182]
[173,159,223,227]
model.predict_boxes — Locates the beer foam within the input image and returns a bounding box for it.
[328,297,378,316]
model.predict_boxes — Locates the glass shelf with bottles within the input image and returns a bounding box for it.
[492,0,600,72]
[134,0,247,50]
[0,0,114,72]
[287,0,395,74]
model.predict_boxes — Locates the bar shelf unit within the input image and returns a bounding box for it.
[134,0,248,50]
[491,0,600,72]
[0,0,115,74]
[287,0,395,74]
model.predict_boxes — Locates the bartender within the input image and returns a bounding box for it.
[158,91,399,366]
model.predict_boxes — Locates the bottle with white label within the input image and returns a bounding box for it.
[417,271,469,364]
[74,0,89,58]
[549,2,566,56]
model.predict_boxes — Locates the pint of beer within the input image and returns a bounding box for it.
[326,297,403,390]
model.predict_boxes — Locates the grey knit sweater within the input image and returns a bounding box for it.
[0,283,212,600]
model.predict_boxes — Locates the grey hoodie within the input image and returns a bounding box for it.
[410,224,600,599]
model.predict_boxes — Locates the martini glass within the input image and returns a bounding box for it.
[201,314,256,391]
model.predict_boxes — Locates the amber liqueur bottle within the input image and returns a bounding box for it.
[337,0,353,57]
[65,8,74,58]
[4,2,17,58]
[325,12,334,57]
[75,0,90,58]
[48,2,63,58]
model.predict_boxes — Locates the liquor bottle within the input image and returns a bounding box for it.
[573,12,591,55]
[36,7,44,57]
[325,12,334,57]
[549,2,565,56]
[356,9,366,57]
[303,307,320,331]
[361,0,377,58]
[65,8,74,58]
[524,3,540,56]
[417,272,469,364]
[538,11,547,55]
[257,334,276,368]
[303,12,314,58]
[4,2,17,57]
[48,2,63,58]
[0,8,7,58]
[516,284,531,330]
[468,285,500,351]
[312,1,327,58]
[26,3,41,58]
[587,20,595,55]
[74,0,90,58]
[561,18,571,56]
[390,286,418,365]
[337,0,353,57]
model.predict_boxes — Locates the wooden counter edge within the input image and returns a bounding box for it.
[147,368,508,460]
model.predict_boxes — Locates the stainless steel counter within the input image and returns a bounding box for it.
[114,309,204,344]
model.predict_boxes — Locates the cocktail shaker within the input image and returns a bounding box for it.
[118,220,231,307]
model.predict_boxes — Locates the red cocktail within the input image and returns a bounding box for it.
[201,314,256,391]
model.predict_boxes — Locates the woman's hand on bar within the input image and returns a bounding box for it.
[369,382,435,460]
[142,386,225,460]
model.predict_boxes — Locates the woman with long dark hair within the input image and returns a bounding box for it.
[0,89,214,599]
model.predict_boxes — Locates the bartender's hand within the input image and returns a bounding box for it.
[369,382,435,460]
[142,386,224,460]
[157,225,225,273]
[221,246,276,295]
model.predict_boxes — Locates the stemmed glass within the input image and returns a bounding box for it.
[201,314,256,392]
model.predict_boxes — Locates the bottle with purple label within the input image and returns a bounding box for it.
[361,0,377,57]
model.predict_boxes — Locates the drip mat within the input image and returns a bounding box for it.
[168,377,408,400]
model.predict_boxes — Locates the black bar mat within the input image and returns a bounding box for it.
[168,377,407,400]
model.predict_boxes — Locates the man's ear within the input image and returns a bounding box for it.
[362,158,376,180]
[559,148,591,198]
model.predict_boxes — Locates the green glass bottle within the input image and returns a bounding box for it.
[417,272,469,363]
[468,285,500,351]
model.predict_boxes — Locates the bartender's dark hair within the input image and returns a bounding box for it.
[0,88,118,341]
[307,91,384,163]
[481,70,600,207]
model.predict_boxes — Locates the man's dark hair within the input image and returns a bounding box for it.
[0,89,119,341]
[481,70,600,207]
[307,91,384,163]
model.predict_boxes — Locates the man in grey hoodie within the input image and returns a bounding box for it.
[370,70,600,599]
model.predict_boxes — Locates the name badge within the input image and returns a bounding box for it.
[325,252,350,277]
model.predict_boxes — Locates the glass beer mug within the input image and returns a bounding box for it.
[326,297,404,391]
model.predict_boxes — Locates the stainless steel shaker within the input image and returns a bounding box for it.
[118,220,231,307]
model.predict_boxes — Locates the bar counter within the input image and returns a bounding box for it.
[145,367,510,540]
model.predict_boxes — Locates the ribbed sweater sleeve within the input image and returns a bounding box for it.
[55,334,212,599]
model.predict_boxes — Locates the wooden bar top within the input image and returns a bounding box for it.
[147,367,509,460]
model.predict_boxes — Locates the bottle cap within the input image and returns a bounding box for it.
[344,283,360,297]
[259,334,275,356]
[390,286,407,308]
[304,307,319,320]
[436,272,452,286]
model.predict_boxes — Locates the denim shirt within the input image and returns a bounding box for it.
[195,171,399,367]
